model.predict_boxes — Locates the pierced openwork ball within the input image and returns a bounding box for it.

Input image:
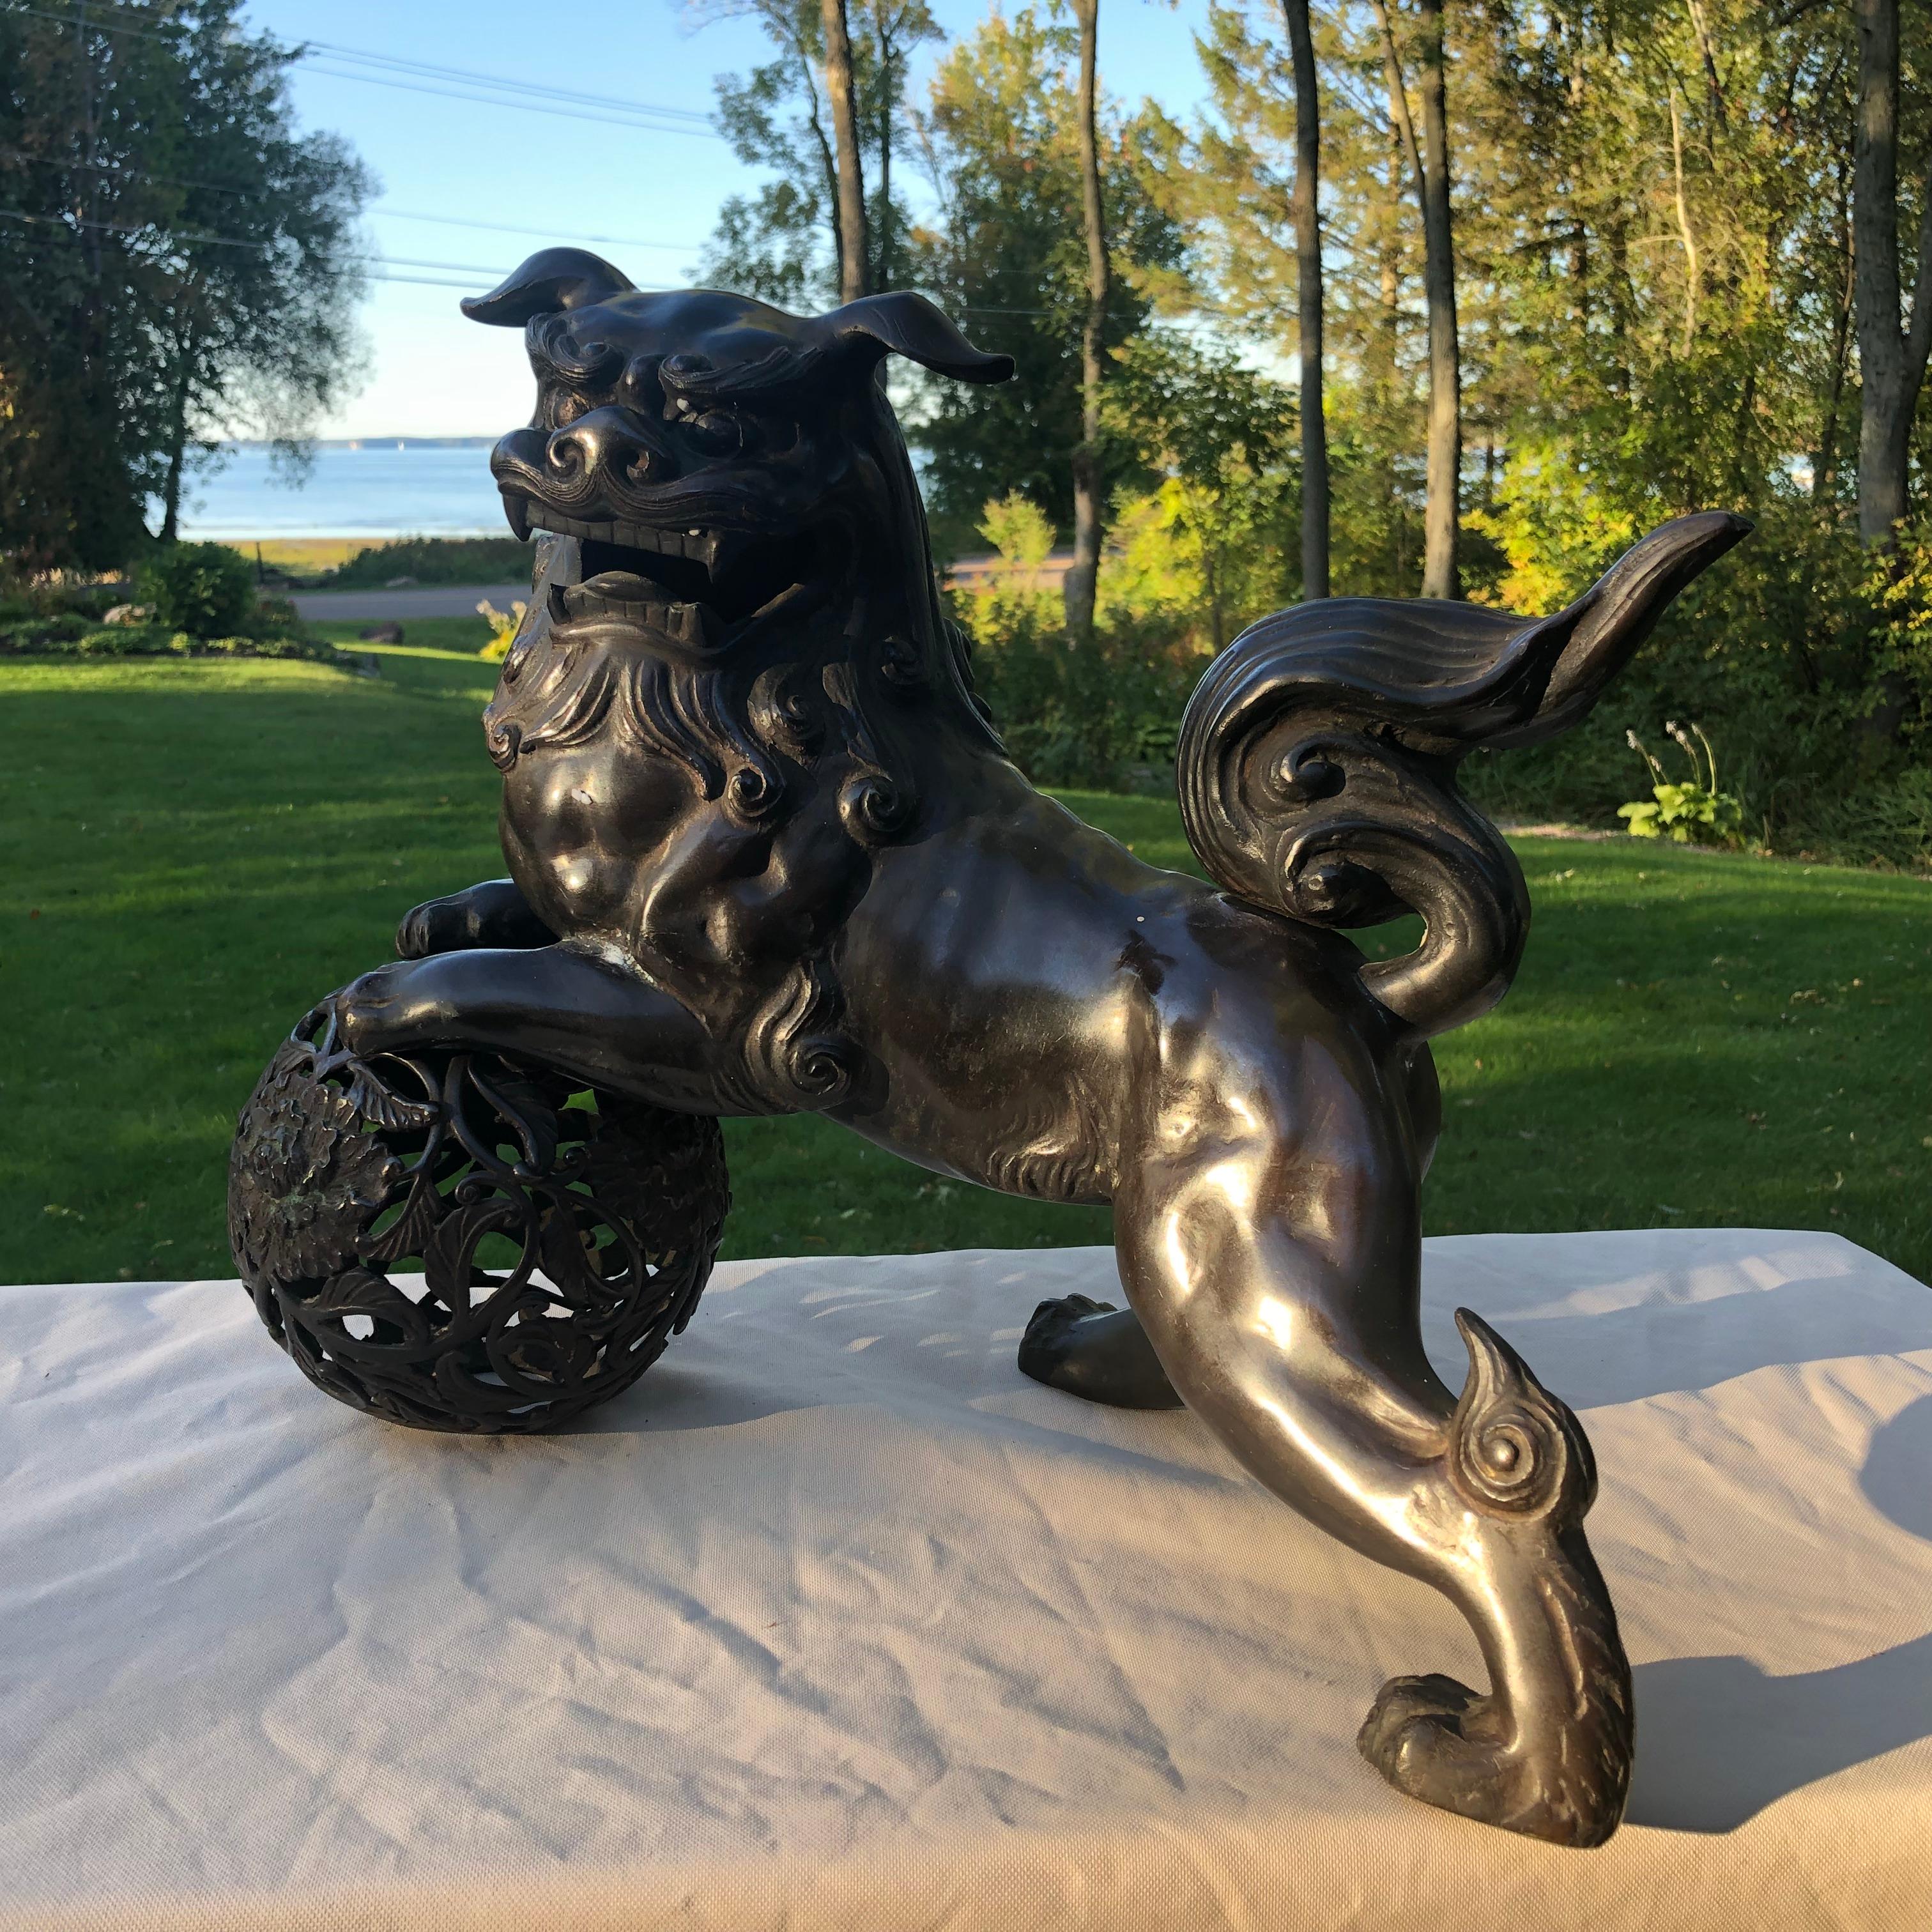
[227,999,730,1434]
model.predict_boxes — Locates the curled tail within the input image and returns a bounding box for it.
[1177,512,1750,1038]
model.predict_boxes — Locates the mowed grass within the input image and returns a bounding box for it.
[4,640,1929,1287]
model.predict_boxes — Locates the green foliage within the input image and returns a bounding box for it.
[3,646,1927,1284]
[136,541,257,638]
[1616,722,1745,846]
[475,598,526,661]
[0,1,372,574]
[951,492,1207,789]
[1102,330,1298,646]
[905,4,1184,553]
[1460,506,1932,869]
[696,0,941,304]
[321,537,535,590]
[0,618,351,666]
[0,581,125,624]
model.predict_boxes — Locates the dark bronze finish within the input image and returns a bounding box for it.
[231,245,1749,1844]
[229,999,728,1433]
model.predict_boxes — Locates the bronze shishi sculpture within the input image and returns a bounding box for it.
[230,245,1748,1847]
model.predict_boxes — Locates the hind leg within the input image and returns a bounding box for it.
[1114,1059,1630,1846]
[1018,1296,1182,1409]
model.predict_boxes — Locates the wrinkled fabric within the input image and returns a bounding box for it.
[1,1230,1928,1931]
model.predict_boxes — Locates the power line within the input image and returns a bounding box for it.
[0,209,479,289]
[376,207,703,257]
[301,41,714,126]
[0,143,255,199]
[0,149,707,255]
[7,4,724,140]
[0,204,486,280]
[298,63,723,138]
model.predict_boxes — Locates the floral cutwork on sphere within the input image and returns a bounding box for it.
[228,999,729,1434]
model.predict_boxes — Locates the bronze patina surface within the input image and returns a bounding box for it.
[231,246,1748,1845]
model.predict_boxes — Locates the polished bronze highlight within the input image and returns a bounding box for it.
[265,249,1751,1846]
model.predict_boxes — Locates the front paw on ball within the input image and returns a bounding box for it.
[334,964,432,1058]
[395,896,469,960]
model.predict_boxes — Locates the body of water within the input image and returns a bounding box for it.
[172,441,507,540]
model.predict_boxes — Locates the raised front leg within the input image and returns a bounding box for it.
[395,878,557,960]
[1114,1042,1631,1847]
[336,942,730,1114]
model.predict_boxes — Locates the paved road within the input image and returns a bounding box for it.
[291,583,528,622]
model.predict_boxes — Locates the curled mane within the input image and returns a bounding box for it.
[476,356,1007,1114]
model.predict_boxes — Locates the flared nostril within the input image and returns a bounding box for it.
[488,425,549,481]
[544,407,666,486]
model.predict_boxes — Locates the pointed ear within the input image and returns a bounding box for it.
[461,248,636,326]
[818,291,1014,383]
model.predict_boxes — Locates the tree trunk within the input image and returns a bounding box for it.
[1374,0,1460,599]
[1062,0,1108,645]
[1816,161,1855,505]
[1852,0,1932,548]
[1684,0,1727,134]
[1415,0,1460,599]
[875,33,894,289]
[159,339,194,543]
[1282,0,1328,600]
[1667,82,1700,353]
[821,0,869,305]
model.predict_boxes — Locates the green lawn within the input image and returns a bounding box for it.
[4,640,1929,1287]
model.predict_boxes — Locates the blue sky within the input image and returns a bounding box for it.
[240,0,1225,437]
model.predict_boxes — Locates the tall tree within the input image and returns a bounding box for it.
[863,3,940,288]
[1282,0,1328,599]
[910,4,1177,555]
[821,0,870,300]
[1372,0,1459,598]
[153,7,370,540]
[0,0,369,575]
[1853,0,1932,546]
[1063,0,1110,643]
[700,0,937,302]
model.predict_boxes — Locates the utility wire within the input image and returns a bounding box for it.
[0,150,707,254]
[297,63,723,137]
[300,40,714,125]
[4,206,1237,325]
[0,204,489,282]
[6,4,724,139]
[375,207,702,256]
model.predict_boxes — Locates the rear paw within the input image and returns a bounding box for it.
[1358,1674,1625,1847]
[1017,1296,1183,1410]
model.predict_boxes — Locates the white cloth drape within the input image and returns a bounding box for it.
[3,1229,1928,1930]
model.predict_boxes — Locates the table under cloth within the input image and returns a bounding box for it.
[2,1229,1929,1931]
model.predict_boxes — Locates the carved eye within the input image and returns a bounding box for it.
[553,392,590,427]
[687,409,743,455]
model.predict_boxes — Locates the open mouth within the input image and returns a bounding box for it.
[509,502,835,645]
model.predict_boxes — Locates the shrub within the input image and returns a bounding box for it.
[1459,503,1931,870]
[8,621,356,667]
[0,612,90,650]
[324,535,533,589]
[0,583,124,625]
[477,597,526,661]
[136,542,256,638]
[1616,722,1746,846]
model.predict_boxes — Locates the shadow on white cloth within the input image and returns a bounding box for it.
[1,1229,1928,1931]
